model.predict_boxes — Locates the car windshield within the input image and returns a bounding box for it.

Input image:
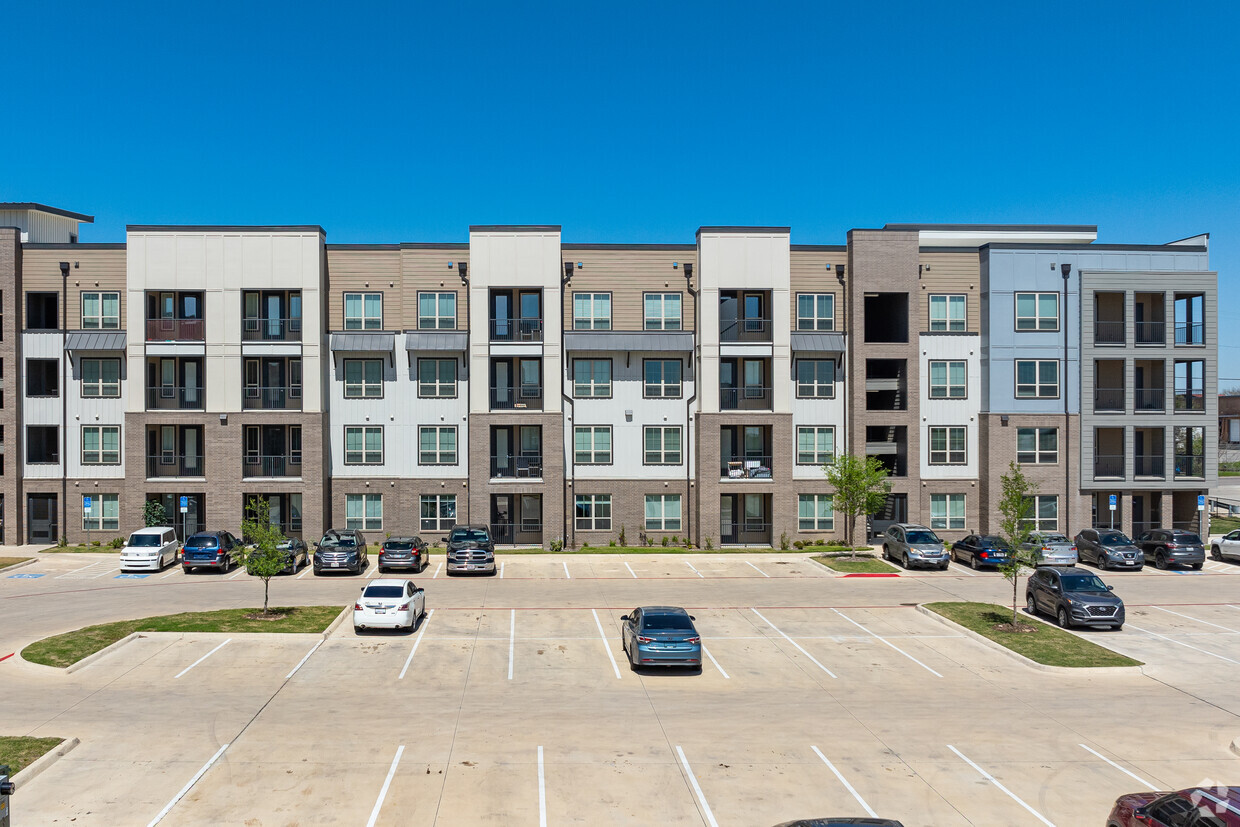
[385,542,414,550]
[905,531,940,544]
[1174,533,1203,544]
[129,534,162,547]
[1060,574,1110,593]
[184,537,218,548]
[277,541,296,549]
[1099,532,1132,545]
[978,536,1008,549]
[642,613,695,631]
[363,585,404,598]
[451,530,490,543]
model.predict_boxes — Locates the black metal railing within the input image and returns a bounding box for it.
[146,318,205,341]
[491,455,543,479]
[1135,321,1165,344]
[719,522,773,546]
[242,317,302,341]
[1135,388,1165,411]
[490,318,543,342]
[720,386,772,410]
[1174,391,1205,412]
[1093,455,1124,478]
[242,454,302,477]
[1134,455,1166,477]
[490,386,544,410]
[491,522,543,545]
[1175,455,1205,478]
[242,386,303,410]
[146,455,205,478]
[1094,387,1125,412]
[1094,320,1125,344]
[721,456,774,479]
[1175,322,1205,345]
[146,386,205,410]
[720,318,773,343]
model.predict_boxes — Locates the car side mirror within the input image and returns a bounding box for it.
[620,614,629,621]
[689,616,696,621]
[1106,585,1114,591]
[441,537,449,543]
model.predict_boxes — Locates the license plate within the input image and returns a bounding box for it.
[331,562,341,568]
[375,608,386,614]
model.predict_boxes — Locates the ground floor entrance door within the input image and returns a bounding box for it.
[27,494,57,544]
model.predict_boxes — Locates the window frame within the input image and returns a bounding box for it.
[574,425,613,465]
[81,424,121,466]
[643,359,683,399]
[420,494,457,532]
[417,291,456,330]
[572,292,612,330]
[928,294,967,332]
[26,358,59,397]
[928,426,968,465]
[83,493,120,531]
[343,291,383,331]
[345,493,383,530]
[81,357,122,398]
[1022,495,1059,532]
[1015,359,1060,399]
[26,425,59,464]
[795,359,836,399]
[1016,427,1058,464]
[796,426,835,465]
[343,358,384,398]
[344,425,384,465]
[574,494,612,531]
[418,425,458,465]
[798,493,835,531]
[643,426,682,465]
[643,292,683,331]
[572,358,613,398]
[929,493,966,530]
[81,291,121,330]
[795,293,836,331]
[644,494,682,531]
[1015,292,1060,332]
[417,358,457,398]
[928,360,967,399]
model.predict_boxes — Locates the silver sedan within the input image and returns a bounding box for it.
[1021,532,1078,566]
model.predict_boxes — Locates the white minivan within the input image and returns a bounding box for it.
[120,526,180,571]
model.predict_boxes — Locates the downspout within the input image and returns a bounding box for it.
[457,261,469,523]
[1061,263,1072,533]
[684,262,698,546]
[560,261,574,549]
[60,261,69,544]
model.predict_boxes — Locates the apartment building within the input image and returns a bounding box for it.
[0,203,1218,547]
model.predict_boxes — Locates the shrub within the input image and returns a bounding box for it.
[143,500,168,528]
[109,537,124,549]
[57,535,68,548]
[91,540,102,547]
[704,536,714,550]
[661,536,669,547]
[618,525,627,546]
[780,532,790,551]
[793,540,805,550]
[550,539,563,552]
[671,535,680,545]
[609,540,616,547]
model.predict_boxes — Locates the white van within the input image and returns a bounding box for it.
[120,526,180,571]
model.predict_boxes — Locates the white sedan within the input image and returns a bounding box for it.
[353,579,426,632]
[1212,530,1240,562]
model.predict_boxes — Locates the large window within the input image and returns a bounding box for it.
[796,360,835,398]
[26,358,58,397]
[81,291,120,329]
[645,495,682,531]
[573,359,612,398]
[420,494,457,532]
[644,359,682,398]
[796,293,835,331]
[27,425,59,464]
[1174,360,1205,411]
[343,292,382,330]
[1175,426,1205,478]
[82,425,120,465]
[796,426,835,465]
[82,358,121,398]
[1015,360,1059,398]
[930,494,966,530]
[1015,292,1059,331]
[345,426,384,465]
[346,494,383,530]
[643,426,682,465]
[928,360,966,398]
[798,494,834,531]
[574,426,612,464]
[1017,428,1058,464]
[419,426,458,465]
[929,426,967,465]
[575,494,612,531]
[1022,495,1058,532]
[417,359,457,398]
[417,292,456,330]
[644,293,682,330]
[83,493,120,531]
[343,359,383,398]
[929,294,966,332]
[26,292,58,330]
[572,293,611,330]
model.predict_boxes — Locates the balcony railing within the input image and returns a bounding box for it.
[146,318,205,341]
[1175,455,1205,478]
[1135,321,1165,344]
[146,386,205,410]
[490,318,543,342]
[720,318,773,343]
[242,318,302,342]
[491,522,543,546]
[1175,322,1205,345]
[719,521,773,546]
[1135,388,1165,411]
[491,455,543,479]
[720,387,772,411]
[1094,320,1125,344]
[146,455,206,478]
[722,456,773,479]
[1134,455,1166,478]
[490,386,543,410]
[1094,387,1125,412]
[1093,454,1124,479]
[243,386,303,410]
[242,454,302,478]
[1174,391,1205,412]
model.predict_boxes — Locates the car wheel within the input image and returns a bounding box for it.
[970,554,980,571]
[949,548,957,563]
[1155,550,1169,570]
[1192,562,1203,570]
[1212,546,1223,561]
[183,565,192,574]
[1057,606,1070,628]
[1111,624,1123,631]
[882,545,890,561]
[938,563,949,571]
[901,552,909,569]
[1026,593,1038,615]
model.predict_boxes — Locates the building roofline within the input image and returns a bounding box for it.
[790,244,848,252]
[696,226,791,236]
[22,242,126,250]
[1166,232,1210,244]
[561,243,696,252]
[469,225,561,233]
[982,242,1207,253]
[0,203,95,222]
[885,223,1098,233]
[126,224,326,234]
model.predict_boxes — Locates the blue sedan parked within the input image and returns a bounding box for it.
[950,534,1012,570]
[621,606,702,671]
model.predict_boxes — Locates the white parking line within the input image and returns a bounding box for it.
[160,570,178,579]
[297,566,312,579]
[366,744,404,827]
[433,562,442,579]
[537,746,547,827]
[591,609,622,679]
[831,609,943,677]
[750,609,837,678]
[811,746,876,817]
[367,564,379,579]
[950,562,978,577]
[500,561,505,578]
[174,639,231,679]
[701,644,729,679]
[624,562,637,578]
[508,609,516,680]
[1127,623,1240,664]
[947,744,1055,827]
[563,561,571,579]
[685,561,704,578]
[745,561,769,577]
[1151,605,1240,633]
[398,609,435,680]
[675,746,719,827]
[285,641,322,680]
[228,568,246,580]
[1078,744,1156,789]
[146,742,230,826]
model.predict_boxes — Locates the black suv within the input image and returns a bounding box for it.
[378,536,429,573]
[1026,567,1125,630]
[314,529,369,575]
[1135,528,1205,570]
[444,524,496,575]
[181,531,242,573]
[1075,528,1143,571]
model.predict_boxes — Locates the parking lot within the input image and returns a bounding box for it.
[4,551,1240,825]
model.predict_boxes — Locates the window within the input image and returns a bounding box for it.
[343,292,382,330]
[1015,360,1059,398]
[1174,360,1205,411]
[573,359,612,398]
[346,494,383,530]
[930,494,966,530]
[82,358,121,397]
[1174,293,1205,344]
[643,359,682,398]
[574,426,612,464]
[27,426,59,464]
[417,359,457,398]
[798,494,834,531]
[26,292,58,330]
[81,291,120,329]
[928,360,966,398]
[575,494,612,530]
[643,426,682,465]
[1015,292,1059,331]
[644,293,682,330]
[27,358,59,397]
[573,293,611,330]
[929,426,967,465]
[796,360,835,398]
[417,292,456,330]
[1175,426,1205,478]
[645,495,682,531]
[929,294,966,332]
[420,494,457,532]
[796,427,835,465]
[1016,428,1058,464]
[418,426,457,465]
[344,426,383,465]
[796,293,835,331]
[343,359,383,398]
[1020,495,1058,532]
[83,493,120,531]
[82,426,120,465]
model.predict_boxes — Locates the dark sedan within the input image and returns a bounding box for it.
[1026,567,1124,630]
[1135,528,1205,571]
[378,536,429,573]
[950,534,1011,570]
[1075,528,1143,571]
[277,538,309,574]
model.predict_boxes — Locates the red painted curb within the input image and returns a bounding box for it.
[0,652,14,663]
[842,573,900,578]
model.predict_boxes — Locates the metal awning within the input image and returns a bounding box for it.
[791,332,846,353]
[330,333,396,353]
[65,331,127,352]
[563,332,694,352]
[404,332,468,351]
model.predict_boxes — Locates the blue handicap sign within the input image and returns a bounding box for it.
[115,573,150,580]
[1109,494,1117,506]
[83,496,92,509]
[8,572,45,579]
[180,496,188,509]
[1199,495,1207,507]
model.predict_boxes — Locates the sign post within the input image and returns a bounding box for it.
[83,496,92,547]
[1108,494,1116,530]
[1199,494,1207,540]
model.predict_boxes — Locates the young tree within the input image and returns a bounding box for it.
[824,454,892,554]
[995,461,1040,627]
[143,499,168,528]
[238,497,288,617]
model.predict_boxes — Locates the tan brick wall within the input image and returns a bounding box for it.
[563,478,691,548]
[468,412,566,548]
[0,229,21,543]
[328,477,468,540]
[978,413,1088,534]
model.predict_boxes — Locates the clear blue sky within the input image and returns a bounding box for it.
[3,1,1237,379]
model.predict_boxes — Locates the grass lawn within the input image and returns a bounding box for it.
[1211,517,1240,533]
[812,554,899,573]
[0,557,31,570]
[0,736,65,775]
[43,543,122,553]
[925,602,1141,668]
[22,606,341,668]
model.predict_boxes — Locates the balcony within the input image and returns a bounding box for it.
[720,522,772,546]
[721,455,773,480]
[1135,321,1165,345]
[490,318,543,342]
[1175,323,1205,345]
[720,386,772,411]
[1094,320,1125,345]
[1094,387,1125,412]
[1134,455,1166,478]
[242,454,302,478]
[145,318,205,342]
[147,455,205,478]
[1174,389,1205,412]
[243,318,301,342]
[1093,455,1124,479]
[243,386,303,411]
[720,318,772,343]
[720,290,773,343]
[491,522,543,546]
[491,455,543,479]
[1175,455,1205,478]
[1135,388,1165,412]
[146,386,205,410]
[490,386,543,411]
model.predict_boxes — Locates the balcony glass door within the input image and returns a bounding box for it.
[492,293,512,339]
[266,294,284,339]
[493,361,511,406]
[519,291,541,339]
[182,361,199,406]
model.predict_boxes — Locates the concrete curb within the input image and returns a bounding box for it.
[915,604,1144,675]
[0,557,39,573]
[322,605,351,639]
[12,737,80,789]
[64,632,145,674]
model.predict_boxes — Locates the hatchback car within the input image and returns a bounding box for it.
[180,531,242,574]
[1020,532,1078,566]
[620,606,701,670]
[950,535,1011,570]
[378,536,429,573]
[1108,785,1240,826]
[882,524,949,570]
[276,538,309,574]
[1025,567,1124,630]
[1212,530,1240,564]
[444,525,496,575]
[314,529,369,574]
[1075,528,1143,571]
[1136,528,1206,571]
[353,579,426,632]
[120,526,180,571]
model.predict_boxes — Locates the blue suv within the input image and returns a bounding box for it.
[181,531,242,574]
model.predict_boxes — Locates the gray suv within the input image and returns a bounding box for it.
[1026,567,1124,630]
[314,529,369,575]
[882,524,949,570]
